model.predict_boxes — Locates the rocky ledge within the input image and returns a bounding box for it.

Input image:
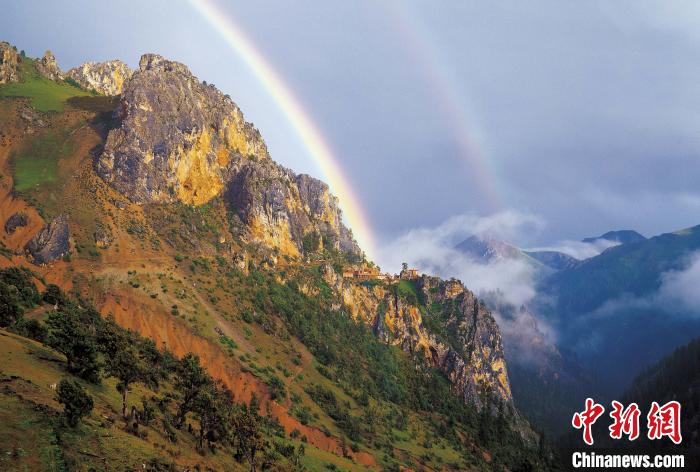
[67,60,133,96]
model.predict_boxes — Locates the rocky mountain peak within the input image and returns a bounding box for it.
[138,53,191,75]
[67,59,133,96]
[97,52,269,206]
[457,234,528,263]
[96,52,361,258]
[36,49,63,80]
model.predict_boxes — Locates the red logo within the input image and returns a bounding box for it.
[572,398,606,445]
[572,399,682,446]
[647,401,682,445]
[609,400,641,441]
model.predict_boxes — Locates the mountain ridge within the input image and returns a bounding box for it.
[0,43,550,470]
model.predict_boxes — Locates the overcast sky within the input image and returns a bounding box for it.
[3,0,700,250]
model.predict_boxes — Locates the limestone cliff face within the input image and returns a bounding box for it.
[96,53,361,258]
[36,50,63,81]
[0,42,20,85]
[226,163,361,257]
[67,60,133,95]
[97,54,269,206]
[325,268,512,409]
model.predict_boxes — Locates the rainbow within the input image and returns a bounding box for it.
[187,0,376,259]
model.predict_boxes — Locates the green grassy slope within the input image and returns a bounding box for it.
[0,58,92,112]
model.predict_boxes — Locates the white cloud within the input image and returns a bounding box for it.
[527,238,620,260]
[658,251,700,310]
[377,210,542,306]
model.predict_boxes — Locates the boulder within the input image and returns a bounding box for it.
[4,212,28,234]
[25,215,70,265]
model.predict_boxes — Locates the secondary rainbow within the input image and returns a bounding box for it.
[386,1,504,212]
[187,0,376,259]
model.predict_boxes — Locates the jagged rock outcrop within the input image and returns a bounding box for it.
[94,221,114,248]
[67,60,133,95]
[0,42,21,85]
[226,162,360,257]
[25,215,70,265]
[97,53,269,205]
[36,50,63,81]
[4,212,28,234]
[327,268,511,409]
[97,53,361,258]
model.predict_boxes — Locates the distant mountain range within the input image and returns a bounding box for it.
[456,226,700,437]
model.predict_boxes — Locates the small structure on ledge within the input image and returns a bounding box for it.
[399,262,419,280]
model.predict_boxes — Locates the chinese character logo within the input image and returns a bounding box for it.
[572,398,606,445]
[609,400,640,441]
[572,399,682,446]
[647,401,682,445]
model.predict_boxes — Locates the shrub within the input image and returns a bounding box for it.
[0,281,23,327]
[0,267,40,306]
[302,232,320,253]
[12,318,47,342]
[266,374,287,400]
[42,284,66,306]
[57,379,94,427]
